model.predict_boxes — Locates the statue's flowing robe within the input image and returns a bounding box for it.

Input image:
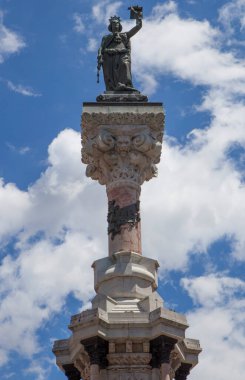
[101,33,133,91]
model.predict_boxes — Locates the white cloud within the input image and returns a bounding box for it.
[0,130,106,364]
[218,0,245,34]
[0,178,31,242]
[6,80,41,97]
[92,0,122,24]
[141,88,245,268]
[182,274,245,307]
[183,275,245,380]
[128,4,245,95]
[0,10,25,63]
[87,37,97,52]
[151,1,178,19]
[25,360,51,380]
[73,13,85,34]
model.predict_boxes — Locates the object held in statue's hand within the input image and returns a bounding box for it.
[128,5,143,19]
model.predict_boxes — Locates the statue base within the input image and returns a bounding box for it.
[96,91,148,103]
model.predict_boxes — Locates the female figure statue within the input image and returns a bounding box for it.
[97,8,142,92]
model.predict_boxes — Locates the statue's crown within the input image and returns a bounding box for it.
[109,15,121,23]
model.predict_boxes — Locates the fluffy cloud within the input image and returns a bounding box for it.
[182,275,245,380]
[0,10,25,63]
[0,178,30,241]
[218,0,245,34]
[142,88,245,268]
[92,0,122,24]
[73,13,85,34]
[0,231,99,363]
[127,2,245,95]
[0,129,106,364]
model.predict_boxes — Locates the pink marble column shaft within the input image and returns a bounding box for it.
[90,364,100,380]
[107,184,141,256]
[161,363,171,380]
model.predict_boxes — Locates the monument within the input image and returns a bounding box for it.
[53,6,201,380]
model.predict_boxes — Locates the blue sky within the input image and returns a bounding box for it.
[0,1,245,379]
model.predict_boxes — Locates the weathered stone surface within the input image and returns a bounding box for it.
[82,104,164,188]
[92,252,158,300]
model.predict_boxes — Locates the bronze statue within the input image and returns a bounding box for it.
[97,6,146,100]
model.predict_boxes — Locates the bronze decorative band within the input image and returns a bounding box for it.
[107,200,140,239]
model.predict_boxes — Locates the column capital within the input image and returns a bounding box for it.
[175,363,192,380]
[81,336,109,369]
[81,104,164,189]
[150,336,177,368]
[63,364,81,380]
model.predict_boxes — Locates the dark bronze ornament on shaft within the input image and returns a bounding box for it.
[107,200,140,239]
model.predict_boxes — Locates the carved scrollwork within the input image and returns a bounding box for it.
[96,131,116,151]
[82,125,162,187]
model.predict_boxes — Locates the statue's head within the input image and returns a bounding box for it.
[108,16,122,33]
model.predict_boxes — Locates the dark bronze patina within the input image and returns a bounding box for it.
[107,200,141,239]
[62,364,81,380]
[81,337,109,369]
[150,336,178,368]
[175,363,192,380]
[97,6,147,102]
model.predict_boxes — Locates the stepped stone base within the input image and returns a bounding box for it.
[53,252,201,380]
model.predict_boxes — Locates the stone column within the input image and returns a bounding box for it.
[81,336,108,380]
[107,181,141,256]
[160,338,177,380]
[174,363,192,380]
[63,364,81,380]
[82,104,164,257]
[150,336,177,380]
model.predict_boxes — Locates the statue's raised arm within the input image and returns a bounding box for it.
[96,5,148,102]
[127,6,143,39]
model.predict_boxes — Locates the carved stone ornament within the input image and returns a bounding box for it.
[82,122,162,187]
[82,112,164,133]
[74,352,90,380]
[108,200,140,239]
[107,353,152,366]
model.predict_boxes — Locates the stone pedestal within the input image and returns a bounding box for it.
[53,102,201,380]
